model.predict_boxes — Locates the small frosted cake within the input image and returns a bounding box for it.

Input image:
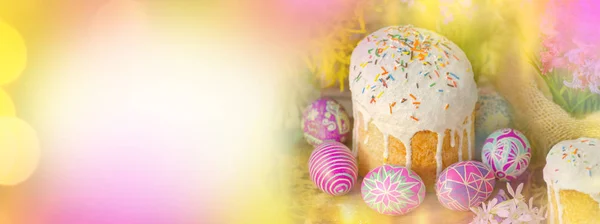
[349,25,477,191]
[543,138,600,224]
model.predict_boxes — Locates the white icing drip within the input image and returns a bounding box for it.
[457,128,464,161]
[436,131,445,176]
[450,130,455,147]
[364,135,369,144]
[543,137,600,215]
[593,193,600,209]
[466,115,473,159]
[548,184,555,224]
[591,193,600,208]
[554,184,563,224]
[401,135,412,169]
[362,107,371,132]
[382,133,389,163]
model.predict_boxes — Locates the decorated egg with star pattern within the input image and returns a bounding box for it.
[361,165,425,216]
[482,128,531,181]
[435,161,495,211]
[301,97,351,146]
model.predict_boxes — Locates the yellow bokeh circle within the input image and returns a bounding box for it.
[0,117,40,185]
[0,89,15,116]
[0,20,27,86]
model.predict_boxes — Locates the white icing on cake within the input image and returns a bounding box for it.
[349,25,477,173]
[543,137,600,224]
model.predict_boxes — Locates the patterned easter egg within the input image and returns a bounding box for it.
[361,165,425,216]
[308,141,358,196]
[301,97,351,146]
[435,161,496,211]
[482,128,531,181]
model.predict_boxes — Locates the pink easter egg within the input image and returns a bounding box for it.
[308,141,357,196]
[361,165,425,216]
[482,128,531,181]
[301,97,351,146]
[435,161,496,211]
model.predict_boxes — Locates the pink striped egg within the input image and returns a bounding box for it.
[308,141,358,196]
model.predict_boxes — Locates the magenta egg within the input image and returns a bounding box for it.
[482,128,531,181]
[301,97,351,146]
[308,141,357,196]
[435,161,495,211]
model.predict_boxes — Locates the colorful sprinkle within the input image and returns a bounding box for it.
[445,104,449,110]
[449,72,460,80]
[354,72,362,82]
[381,66,388,75]
[409,94,416,100]
[389,102,396,114]
[586,167,593,176]
[410,116,419,121]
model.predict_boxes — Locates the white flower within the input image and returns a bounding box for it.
[470,198,499,224]
[506,183,524,202]
[470,183,547,224]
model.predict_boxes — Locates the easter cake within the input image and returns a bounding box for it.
[349,25,477,191]
[543,137,600,224]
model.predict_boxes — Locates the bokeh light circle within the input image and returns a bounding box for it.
[0,20,27,86]
[0,89,15,116]
[0,117,40,185]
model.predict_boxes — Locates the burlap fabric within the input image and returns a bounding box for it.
[495,52,600,167]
